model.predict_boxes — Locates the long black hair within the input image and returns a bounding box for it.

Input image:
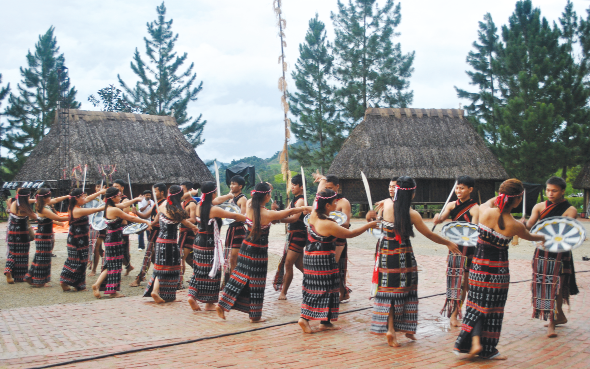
[103,187,120,217]
[199,181,216,230]
[16,188,34,217]
[68,188,84,220]
[247,182,271,241]
[166,184,187,222]
[393,176,416,240]
[35,188,52,215]
[314,189,337,220]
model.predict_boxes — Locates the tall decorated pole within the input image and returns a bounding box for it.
[274,0,291,201]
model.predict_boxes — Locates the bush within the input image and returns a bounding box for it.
[566,196,584,211]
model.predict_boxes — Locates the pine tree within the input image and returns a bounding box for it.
[289,15,344,173]
[0,74,10,181]
[331,0,414,128]
[3,27,79,178]
[118,2,206,147]
[0,74,9,107]
[88,84,137,113]
[494,0,565,183]
[455,13,502,146]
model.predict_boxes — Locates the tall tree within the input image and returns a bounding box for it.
[118,2,206,147]
[289,15,344,173]
[455,13,502,145]
[331,0,414,128]
[88,84,137,113]
[3,27,79,178]
[494,0,565,183]
[0,74,9,107]
[0,74,10,181]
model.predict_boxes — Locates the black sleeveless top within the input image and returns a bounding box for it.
[288,194,306,231]
[449,198,477,222]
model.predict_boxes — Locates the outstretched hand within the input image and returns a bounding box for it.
[447,242,460,254]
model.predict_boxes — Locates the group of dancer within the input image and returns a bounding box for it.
[3,172,580,360]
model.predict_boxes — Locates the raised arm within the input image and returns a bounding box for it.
[266,206,311,222]
[280,198,304,224]
[433,202,455,225]
[84,189,107,203]
[72,206,105,217]
[210,206,247,222]
[411,210,460,253]
[514,221,545,242]
[48,195,70,205]
[39,207,69,222]
[524,203,543,230]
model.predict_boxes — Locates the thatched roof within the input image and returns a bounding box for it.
[15,109,213,184]
[328,108,508,180]
[573,162,590,189]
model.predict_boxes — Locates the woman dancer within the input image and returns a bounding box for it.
[92,187,152,298]
[454,179,544,360]
[24,189,69,287]
[144,185,198,303]
[187,181,247,311]
[298,189,378,333]
[5,189,36,283]
[366,176,460,347]
[216,182,310,322]
[60,188,105,292]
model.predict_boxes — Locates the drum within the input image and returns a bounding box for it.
[90,210,107,231]
[303,211,349,227]
[123,222,149,235]
[530,216,586,253]
[441,221,479,247]
[217,202,242,226]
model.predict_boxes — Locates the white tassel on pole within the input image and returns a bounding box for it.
[208,219,225,278]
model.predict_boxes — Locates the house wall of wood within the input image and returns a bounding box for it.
[340,179,499,204]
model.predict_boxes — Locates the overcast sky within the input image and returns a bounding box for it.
[0,0,587,163]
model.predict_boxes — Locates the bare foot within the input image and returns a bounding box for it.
[250,317,266,323]
[546,322,557,338]
[25,277,32,285]
[298,318,313,334]
[151,291,165,304]
[466,343,483,359]
[6,273,14,284]
[386,332,400,347]
[110,292,125,298]
[124,265,134,276]
[318,323,341,331]
[489,354,507,360]
[129,279,140,287]
[204,303,216,311]
[545,317,567,327]
[92,284,101,298]
[188,296,201,311]
[450,316,461,327]
[405,333,416,340]
[278,293,287,300]
[216,305,226,320]
[61,283,72,292]
[88,271,96,277]
[43,283,52,288]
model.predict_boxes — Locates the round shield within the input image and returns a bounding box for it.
[367,226,383,239]
[123,222,149,235]
[217,202,241,226]
[441,221,479,247]
[530,216,586,253]
[90,211,107,231]
[303,211,349,227]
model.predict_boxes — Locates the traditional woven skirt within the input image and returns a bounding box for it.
[60,216,89,290]
[272,228,307,291]
[441,245,475,318]
[301,227,339,321]
[136,226,159,282]
[336,238,352,297]
[25,217,53,286]
[219,236,269,319]
[144,216,181,302]
[371,224,418,335]
[100,218,124,294]
[188,229,221,303]
[4,214,31,282]
[455,225,511,359]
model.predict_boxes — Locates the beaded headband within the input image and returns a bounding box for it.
[35,191,51,198]
[250,189,271,196]
[314,192,338,209]
[167,189,183,205]
[393,184,416,201]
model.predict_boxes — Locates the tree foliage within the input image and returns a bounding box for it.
[88,84,137,113]
[3,27,79,178]
[118,2,206,147]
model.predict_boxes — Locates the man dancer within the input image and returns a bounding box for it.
[273,174,307,300]
[179,181,198,288]
[432,175,479,327]
[130,183,167,287]
[523,176,578,338]
[224,176,248,274]
[89,180,107,276]
[137,190,154,251]
[112,179,138,276]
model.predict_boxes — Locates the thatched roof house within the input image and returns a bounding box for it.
[328,108,508,205]
[15,110,213,192]
[573,161,590,214]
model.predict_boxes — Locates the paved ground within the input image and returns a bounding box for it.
[1,219,589,368]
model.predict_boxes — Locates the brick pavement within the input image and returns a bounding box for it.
[0,234,589,368]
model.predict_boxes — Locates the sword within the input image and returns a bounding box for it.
[361,171,373,209]
[522,189,527,218]
[432,180,458,231]
[81,165,88,192]
[128,173,136,210]
[214,161,221,197]
[301,166,308,206]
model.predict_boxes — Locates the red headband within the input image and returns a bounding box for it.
[167,189,183,205]
[250,189,271,196]
[393,184,416,201]
[35,191,51,198]
[314,192,338,209]
[494,191,524,213]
